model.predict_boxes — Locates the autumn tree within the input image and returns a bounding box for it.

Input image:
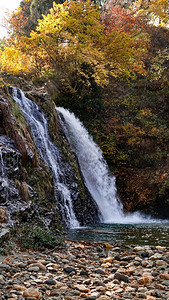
[4,0,56,38]
[30,0,57,27]
[0,0,149,84]
[5,0,33,37]
[0,44,32,74]
[133,0,169,25]
[102,2,150,77]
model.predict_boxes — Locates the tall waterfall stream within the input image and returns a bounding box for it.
[56,107,153,224]
[0,148,9,202]
[12,88,154,227]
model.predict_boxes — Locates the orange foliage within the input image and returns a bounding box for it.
[103,5,145,34]
[6,0,32,37]
[102,4,150,76]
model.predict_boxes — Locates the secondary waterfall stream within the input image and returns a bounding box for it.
[0,148,9,201]
[12,88,79,228]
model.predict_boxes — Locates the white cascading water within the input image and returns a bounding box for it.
[0,148,9,202]
[12,88,79,228]
[56,107,153,224]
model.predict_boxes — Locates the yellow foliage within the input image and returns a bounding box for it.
[140,109,152,117]
[150,127,160,136]
[36,2,69,35]
[122,123,146,137]
[1,0,148,83]
[0,45,32,74]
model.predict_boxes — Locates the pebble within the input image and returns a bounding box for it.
[28,266,40,272]
[63,266,77,274]
[22,288,41,298]
[44,278,57,285]
[114,272,130,282]
[0,241,169,299]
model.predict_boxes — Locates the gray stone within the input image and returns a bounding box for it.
[18,262,27,268]
[94,269,106,275]
[80,270,89,276]
[93,280,105,287]
[162,280,169,286]
[123,293,133,299]
[63,266,77,274]
[134,261,141,266]
[28,266,39,272]
[44,278,57,285]
[0,264,10,270]
[136,292,147,298]
[114,272,130,283]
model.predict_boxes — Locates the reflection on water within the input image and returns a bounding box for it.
[67,222,169,246]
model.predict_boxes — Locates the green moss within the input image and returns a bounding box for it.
[1,224,65,251]
[62,140,86,200]
[36,96,87,200]
[16,224,64,250]
[0,82,62,228]
[10,100,27,126]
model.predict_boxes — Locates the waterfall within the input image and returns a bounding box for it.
[56,107,153,224]
[12,88,79,228]
[0,148,9,201]
[0,148,5,177]
[11,87,153,226]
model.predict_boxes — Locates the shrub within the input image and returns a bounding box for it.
[13,224,64,250]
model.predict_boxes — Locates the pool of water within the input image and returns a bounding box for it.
[67,222,169,246]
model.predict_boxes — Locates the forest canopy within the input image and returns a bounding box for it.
[0,0,150,84]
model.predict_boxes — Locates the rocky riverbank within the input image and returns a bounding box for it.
[0,240,169,299]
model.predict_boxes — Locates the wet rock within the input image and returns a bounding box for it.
[44,278,57,285]
[80,270,89,276]
[0,207,8,223]
[18,262,28,268]
[162,280,169,286]
[0,100,28,162]
[93,280,105,287]
[140,251,149,258]
[0,264,10,271]
[114,272,130,283]
[63,266,77,274]
[136,292,147,298]
[28,266,40,272]
[94,269,106,275]
[134,261,141,266]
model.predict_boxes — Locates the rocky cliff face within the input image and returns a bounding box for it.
[0,78,99,235]
[0,84,56,234]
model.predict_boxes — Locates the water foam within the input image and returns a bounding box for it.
[56,107,156,224]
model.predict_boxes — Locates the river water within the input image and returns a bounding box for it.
[67,222,169,246]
